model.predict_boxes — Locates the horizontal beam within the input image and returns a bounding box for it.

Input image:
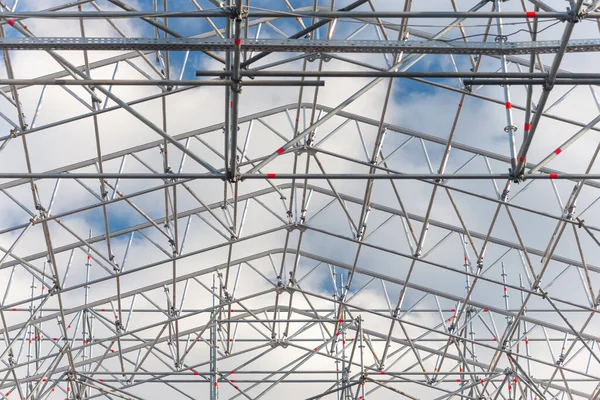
[198,70,600,79]
[0,78,324,87]
[0,172,589,180]
[464,78,600,85]
[1,11,589,19]
[0,336,579,342]
[0,308,592,314]
[2,37,600,55]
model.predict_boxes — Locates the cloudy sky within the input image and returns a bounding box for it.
[0,0,600,399]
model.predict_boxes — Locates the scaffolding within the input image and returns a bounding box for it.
[0,0,600,399]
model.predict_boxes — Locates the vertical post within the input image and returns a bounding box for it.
[211,274,218,400]
[333,266,340,400]
[500,262,514,400]
[82,229,92,397]
[229,0,243,180]
[223,2,233,182]
[501,262,510,322]
[36,263,47,382]
[340,273,348,400]
[462,240,471,399]
[26,275,34,399]
[494,0,518,172]
[359,317,365,400]
[518,275,531,381]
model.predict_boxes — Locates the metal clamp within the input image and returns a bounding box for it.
[306,53,332,62]
[543,79,555,92]
[285,224,307,233]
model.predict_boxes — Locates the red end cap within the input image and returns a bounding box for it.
[549,173,558,179]
[234,38,242,46]
[484,308,489,312]
[380,371,385,375]
[518,156,525,163]
[524,123,532,131]
[526,11,537,18]
[234,386,239,389]
[194,371,199,375]
[554,148,562,155]
[7,19,14,26]
[505,102,512,109]
[267,173,276,179]
[276,147,285,155]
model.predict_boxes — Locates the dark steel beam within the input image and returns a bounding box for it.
[197,70,600,79]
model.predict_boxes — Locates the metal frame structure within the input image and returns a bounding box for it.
[1,0,600,399]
